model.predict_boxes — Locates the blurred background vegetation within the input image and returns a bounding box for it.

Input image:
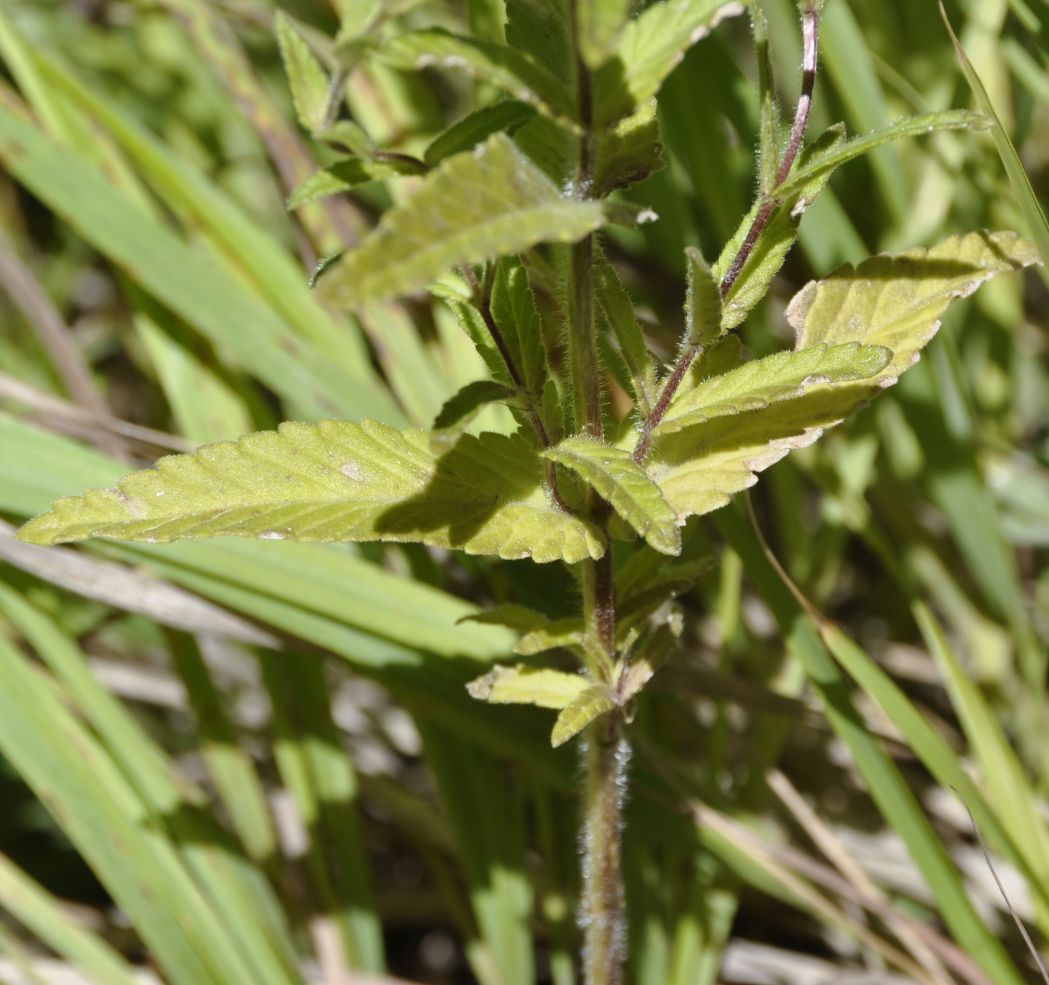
[0,0,1047,983]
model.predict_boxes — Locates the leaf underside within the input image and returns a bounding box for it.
[18,420,605,564]
[315,134,608,307]
[466,665,589,708]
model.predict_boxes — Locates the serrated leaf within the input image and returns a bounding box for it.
[275,12,331,134]
[513,113,574,184]
[551,686,616,746]
[516,617,584,655]
[425,101,537,167]
[578,0,632,67]
[491,257,548,395]
[788,231,1041,380]
[685,246,721,348]
[467,665,589,708]
[545,436,681,555]
[595,256,656,414]
[592,0,744,127]
[434,380,518,430]
[380,30,576,127]
[713,124,846,331]
[773,110,990,202]
[18,421,605,564]
[335,0,382,43]
[315,134,609,307]
[287,157,423,209]
[443,298,509,382]
[593,101,665,194]
[657,343,891,436]
[649,231,1037,523]
[618,621,679,702]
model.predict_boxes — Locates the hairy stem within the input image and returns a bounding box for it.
[582,723,628,985]
[633,0,822,466]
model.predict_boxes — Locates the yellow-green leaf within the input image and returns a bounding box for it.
[18,421,605,564]
[551,686,616,747]
[685,246,721,348]
[657,343,890,436]
[545,436,681,555]
[467,665,589,709]
[787,230,1041,381]
[315,134,609,308]
[275,12,330,134]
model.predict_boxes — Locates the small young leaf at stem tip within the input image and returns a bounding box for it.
[275,12,331,135]
[467,665,589,709]
[314,134,609,308]
[16,420,606,563]
[551,686,617,746]
[685,247,722,349]
[544,437,681,555]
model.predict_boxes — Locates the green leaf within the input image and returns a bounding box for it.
[315,120,375,156]
[505,0,572,85]
[315,134,609,307]
[545,436,681,555]
[335,0,383,43]
[434,380,518,430]
[772,110,989,202]
[516,618,584,655]
[425,101,537,167]
[491,257,549,396]
[650,231,1036,524]
[593,101,665,194]
[467,665,589,708]
[275,11,331,134]
[788,231,1041,381]
[460,603,550,633]
[713,124,846,332]
[18,420,605,564]
[592,0,744,127]
[595,256,656,415]
[941,8,1049,289]
[287,157,424,209]
[657,343,891,436]
[551,686,616,746]
[684,246,721,348]
[380,30,576,127]
[578,0,632,67]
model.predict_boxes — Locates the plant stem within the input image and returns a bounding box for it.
[581,720,628,985]
[633,0,822,466]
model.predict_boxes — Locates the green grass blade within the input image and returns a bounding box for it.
[0,853,142,985]
[942,4,1049,287]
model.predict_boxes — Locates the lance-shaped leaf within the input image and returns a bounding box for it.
[425,101,537,167]
[467,665,589,708]
[772,110,989,202]
[551,686,617,746]
[18,420,605,564]
[650,230,1039,522]
[713,124,845,331]
[288,157,425,209]
[516,618,583,655]
[460,604,549,633]
[506,0,573,84]
[595,256,656,414]
[275,12,331,134]
[491,258,548,396]
[592,0,744,127]
[380,30,576,127]
[545,437,681,555]
[788,231,1041,381]
[315,134,608,308]
[433,380,518,431]
[685,246,721,348]
[657,343,891,436]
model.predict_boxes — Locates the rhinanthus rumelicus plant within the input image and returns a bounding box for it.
[5,0,1048,983]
